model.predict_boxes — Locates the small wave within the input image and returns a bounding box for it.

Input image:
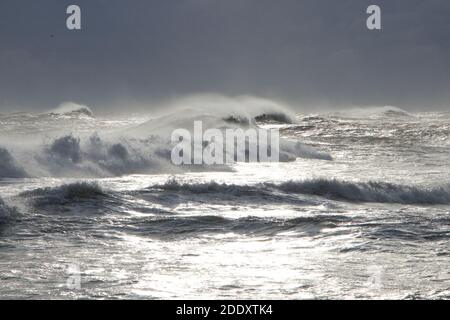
[152,178,450,205]
[0,147,28,178]
[125,215,347,239]
[20,182,107,206]
[270,179,450,204]
[280,141,333,161]
[154,179,266,195]
[223,115,254,126]
[333,106,413,119]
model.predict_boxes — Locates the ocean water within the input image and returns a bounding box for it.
[0,102,449,299]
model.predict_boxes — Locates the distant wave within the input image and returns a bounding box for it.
[125,101,329,164]
[0,147,28,178]
[45,102,94,118]
[254,112,295,124]
[332,106,413,119]
[0,122,330,178]
[222,112,295,126]
[271,179,450,204]
[280,141,332,161]
[0,95,332,178]
[152,178,450,205]
[223,111,295,125]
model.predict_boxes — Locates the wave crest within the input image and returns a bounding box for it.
[20,182,107,206]
[254,112,295,124]
[46,102,94,118]
[333,106,412,119]
[152,178,450,205]
[0,147,28,178]
[271,179,450,204]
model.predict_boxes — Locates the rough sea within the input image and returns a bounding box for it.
[0,100,449,299]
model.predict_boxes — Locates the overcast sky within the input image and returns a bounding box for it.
[0,0,449,113]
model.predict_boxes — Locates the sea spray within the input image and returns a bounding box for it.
[0,147,28,178]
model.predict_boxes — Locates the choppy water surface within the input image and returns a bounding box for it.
[0,105,449,299]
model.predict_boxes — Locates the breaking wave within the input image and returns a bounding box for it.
[20,182,107,206]
[0,147,28,178]
[45,102,94,118]
[152,178,450,205]
[35,134,158,177]
[271,179,450,204]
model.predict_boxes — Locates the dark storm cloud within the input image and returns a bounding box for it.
[0,0,449,112]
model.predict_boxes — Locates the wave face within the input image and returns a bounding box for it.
[20,182,107,207]
[331,106,413,119]
[35,134,157,177]
[152,179,450,205]
[271,179,450,204]
[0,147,28,178]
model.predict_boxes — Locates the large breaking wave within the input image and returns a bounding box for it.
[271,179,450,204]
[0,97,332,178]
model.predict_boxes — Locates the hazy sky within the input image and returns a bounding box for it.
[1,0,449,113]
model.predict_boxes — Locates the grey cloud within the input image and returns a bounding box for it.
[0,0,449,112]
